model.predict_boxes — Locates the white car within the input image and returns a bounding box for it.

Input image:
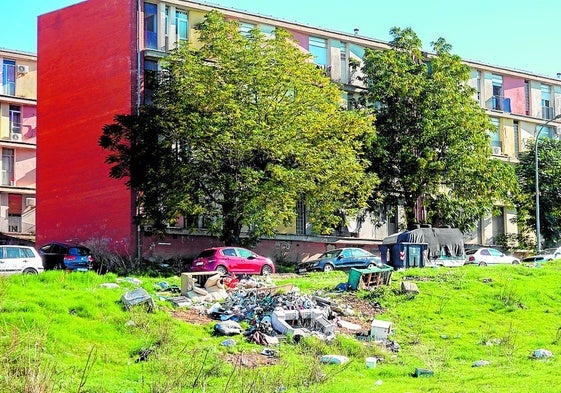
[466,247,520,266]
[522,246,561,263]
[0,245,44,275]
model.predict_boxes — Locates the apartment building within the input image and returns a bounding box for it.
[0,49,37,242]
[37,0,561,261]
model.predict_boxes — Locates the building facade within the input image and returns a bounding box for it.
[0,49,37,242]
[37,0,561,262]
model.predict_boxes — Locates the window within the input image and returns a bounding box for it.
[5,247,20,258]
[143,59,158,104]
[541,84,553,120]
[2,148,14,186]
[492,208,505,241]
[9,105,21,135]
[333,40,347,83]
[237,248,252,258]
[488,118,501,150]
[536,125,554,140]
[222,248,236,257]
[296,199,306,235]
[239,22,256,38]
[260,24,275,37]
[8,194,21,233]
[352,249,370,258]
[524,80,530,115]
[175,10,188,43]
[2,59,15,95]
[144,3,158,49]
[513,121,519,157]
[486,74,503,110]
[309,36,327,66]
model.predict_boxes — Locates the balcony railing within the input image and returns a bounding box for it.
[485,95,511,112]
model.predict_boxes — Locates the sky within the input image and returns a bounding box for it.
[1,0,560,79]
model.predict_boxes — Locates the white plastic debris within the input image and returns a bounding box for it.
[532,349,553,359]
[320,355,349,365]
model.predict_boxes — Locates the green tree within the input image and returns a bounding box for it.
[100,11,377,246]
[516,138,561,248]
[361,27,518,232]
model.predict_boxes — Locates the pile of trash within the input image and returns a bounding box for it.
[116,273,397,350]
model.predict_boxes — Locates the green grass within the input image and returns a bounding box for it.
[1,263,561,392]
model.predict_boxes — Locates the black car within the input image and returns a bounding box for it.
[38,242,94,271]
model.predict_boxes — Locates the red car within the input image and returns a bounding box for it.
[191,247,275,275]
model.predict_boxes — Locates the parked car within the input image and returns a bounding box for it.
[466,247,520,266]
[297,247,381,273]
[38,242,94,271]
[191,247,275,275]
[0,245,43,275]
[522,247,561,263]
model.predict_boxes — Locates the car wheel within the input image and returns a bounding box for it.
[512,259,520,265]
[22,268,38,275]
[216,265,228,275]
[261,265,273,276]
[478,262,487,267]
[323,264,334,272]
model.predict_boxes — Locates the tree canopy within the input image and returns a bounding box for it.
[100,11,377,246]
[361,27,518,232]
[516,138,561,248]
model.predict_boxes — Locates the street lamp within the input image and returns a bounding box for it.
[534,113,561,253]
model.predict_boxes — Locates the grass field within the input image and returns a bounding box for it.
[1,261,561,392]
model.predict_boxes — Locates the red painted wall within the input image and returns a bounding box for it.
[503,76,526,116]
[37,0,138,255]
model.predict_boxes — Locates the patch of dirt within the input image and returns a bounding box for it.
[223,352,280,368]
[170,308,212,325]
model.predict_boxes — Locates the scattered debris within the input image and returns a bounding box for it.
[154,281,180,293]
[401,281,419,295]
[135,347,156,363]
[320,355,349,365]
[413,368,434,377]
[166,296,192,307]
[365,357,377,368]
[100,283,120,289]
[118,277,142,286]
[370,319,393,341]
[121,288,154,312]
[261,348,279,357]
[532,349,553,359]
[472,360,490,367]
[221,338,236,347]
[214,320,243,336]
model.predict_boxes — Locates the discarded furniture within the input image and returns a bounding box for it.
[347,266,393,290]
[180,271,220,295]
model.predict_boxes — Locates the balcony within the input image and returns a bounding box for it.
[486,95,511,112]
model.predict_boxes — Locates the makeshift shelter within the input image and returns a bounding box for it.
[379,227,466,269]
